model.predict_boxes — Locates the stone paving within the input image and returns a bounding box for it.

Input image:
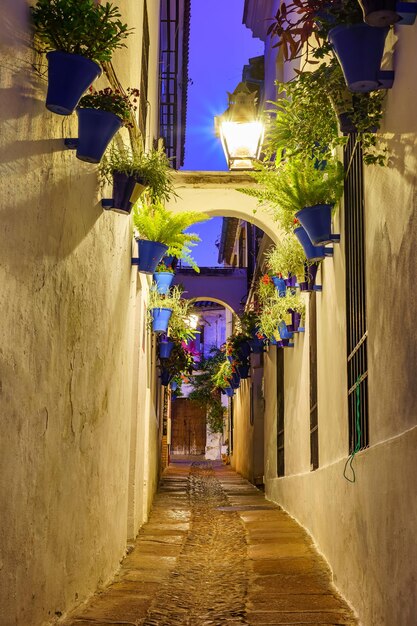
[63,461,357,626]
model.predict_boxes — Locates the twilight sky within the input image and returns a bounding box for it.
[182,0,263,267]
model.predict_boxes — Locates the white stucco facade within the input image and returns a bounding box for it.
[0,1,163,623]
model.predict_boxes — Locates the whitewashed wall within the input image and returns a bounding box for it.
[0,1,161,623]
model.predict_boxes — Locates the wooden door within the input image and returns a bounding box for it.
[171,399,206,455]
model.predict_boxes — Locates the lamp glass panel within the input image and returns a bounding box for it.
[221,121,263,159]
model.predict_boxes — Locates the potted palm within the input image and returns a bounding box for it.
[31,0,132,115]
[132,198,208,274]
[100,145,175,214]
[64,87,139,163]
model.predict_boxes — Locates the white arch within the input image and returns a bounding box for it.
[191,296,235,315]
[167,171,280,243]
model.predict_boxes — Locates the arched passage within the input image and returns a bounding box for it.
[174,268,247,314]
[167,171,281,244]
[191,296,234,315]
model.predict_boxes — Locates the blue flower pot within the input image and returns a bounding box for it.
[248,335,264,354]
[134,239,168,274]
[101,172,138,214]
[237,362,250,379]
[153,271,174,295]
[151,307,172,333]
[170,380,178,391]
[290,310,304,333]
[272,276,286,297]
[359,0,399,27]
[46,51,101,115]
[299,262,321,292]
[285,274,298,288]
[294,227,334,263]
[230,372,241,389]
[278,321,294,341]
[328,23,391,92]
[279,339,294,348]
[225,387,235,397]
[296,204,340,246]
[159,339,174,359]
[160,368,173,386]
[236,341,251,360]
[75,108,122,163]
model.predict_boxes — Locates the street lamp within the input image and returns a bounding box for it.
[215,82,264,171]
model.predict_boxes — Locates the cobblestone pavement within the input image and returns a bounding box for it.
[64,461,357,626]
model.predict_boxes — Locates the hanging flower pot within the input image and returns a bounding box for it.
[278,339,294,348]
[236,361,250,379]
[290,310,304,333]
[358,0,400,26]
[133,239,168,274]
[170,380,178,392]
[229,372,240,389]
[298,262,322,292]
[151,307,173,333]
[248,334,265,354]
[285,274,298,288]
[66,108,122,163]
[328,23,393,92]
[153,271,175,295]
[160,367,173,386]
[159,337,174,359]
[296,204,340,246]
[278,320,294,341]
[102,172,147,214]
[45,51,101,115]
[225,387,235,397]
[236,341,251,361]
[272,275,286,297]
[294,226,334,263]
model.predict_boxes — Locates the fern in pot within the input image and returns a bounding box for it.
[265,234,309,294]
[132,197,208,274]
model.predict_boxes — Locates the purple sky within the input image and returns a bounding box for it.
[182,0,263,267]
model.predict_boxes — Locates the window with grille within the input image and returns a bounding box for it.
[139,1,150,140]
[344,134,369,452]
[276,349,285,477]
[309,292,319,470]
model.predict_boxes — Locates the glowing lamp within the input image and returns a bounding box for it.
[215,82,264,170]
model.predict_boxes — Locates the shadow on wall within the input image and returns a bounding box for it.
[0,0,31,49]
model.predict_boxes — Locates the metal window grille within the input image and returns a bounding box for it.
[139,1,150,140]
[309,292,319,470]
[344,134,369,452]
[159,0,179,165]
[276,349,285,477]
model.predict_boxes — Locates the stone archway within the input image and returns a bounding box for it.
[167,171,280,244]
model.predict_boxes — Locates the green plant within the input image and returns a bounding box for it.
[243,156,344,232]
[189,348,226,433]
[154,263,175,274]
[160,339,195,378]
[166,290,200,343]
[211,358,233,390]
[31,0,132,63]
[78,87,139,126]
[100,144,175,202]
[263,60,387,167]
[132,199,208,272]
[257,290,306,339]
[264,235,308,279]
[147,286,197,342]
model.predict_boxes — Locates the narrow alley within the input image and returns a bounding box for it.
[64,461,357,626]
